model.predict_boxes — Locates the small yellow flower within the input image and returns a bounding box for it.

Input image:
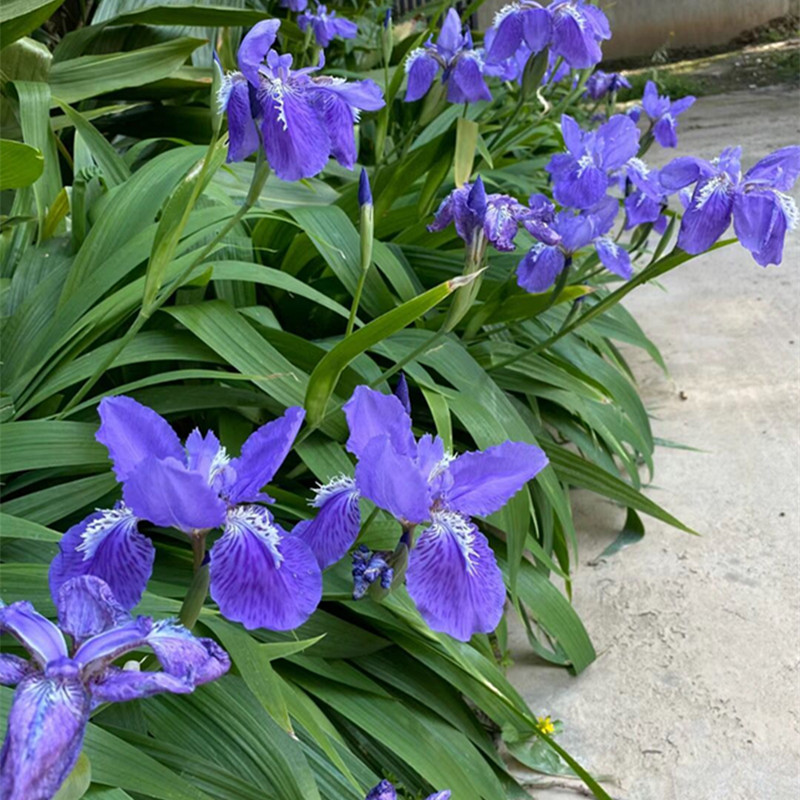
[536,715,555,736]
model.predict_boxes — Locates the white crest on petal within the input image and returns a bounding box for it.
[217,71,243,114]
[225,505,284,568]
[694,175,731,210]
[78,506,138,562]
[627,157,650,177]
[493,3,522,27]
[405,48,428,74]
[775,191,799,230]
[429,510,478,574]
[208,446,230,484]
[309,474,358,508]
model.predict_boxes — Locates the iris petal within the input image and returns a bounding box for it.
[55,575,129,647]
[406,512,506,641]
[0,602,67,668]
[49,507,153,612]
[210,506,322,630]
[0,673,90,800]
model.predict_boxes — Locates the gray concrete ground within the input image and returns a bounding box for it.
[507,87,800,799]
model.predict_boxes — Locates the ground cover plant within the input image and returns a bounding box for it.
[1,1,798,798]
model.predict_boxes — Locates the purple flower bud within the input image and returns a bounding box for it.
[383,9,392,29]
[358,168,373,206]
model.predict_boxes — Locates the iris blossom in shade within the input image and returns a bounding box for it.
[298,5,358,48]
[365,780,451,800]
[517,195,632,292]
[428,177,559,261]
[548,0,610,68]
[623,158,669,233]
[546,113,640,210]
[280,0,308,10]
[50,396,322,631]
[218,19,384,180]
[485,2,552,63]
[584,70,631,100]
[641,80,695,148]
[404,9,492,104]
[0,576,229,800]
[300,385,548,641]
[660,145,800,265]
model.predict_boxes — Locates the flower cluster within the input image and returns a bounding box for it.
[51,396,320,632]
[218,19,383,180]
[405,2,611,105]
[584,70,631,100]
[297,384,548,641]
[0,576,229,800]
[298,4,358,48]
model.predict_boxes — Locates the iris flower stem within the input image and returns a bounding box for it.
[346,201,374,337]
[58,150,269,418]
[489,91,526,154]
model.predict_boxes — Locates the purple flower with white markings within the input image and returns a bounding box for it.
[428,177,554,259]
[365,780,451,800]
[50,396,322,631]
[298,385,548,641]
[218,19,384,180]
[546,113,640,210]
[641,80,695,148]
[0,576,229,800]
[660,145,800,265]
[485,2,552,64]
[584,70,631,100]
[548,0,610,68]
[298,5,358,48]
[517,195,632,292]
[404,9,491,104]
[623,158,669,232]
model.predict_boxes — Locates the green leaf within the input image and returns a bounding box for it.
[105,4,275,27]
[0,139,43,190]
[0,421,106,474]
[53,753,91,800]
[595,507,646,560]
[49,38,206,104]
[0,0,66,47]
[0,512,61,541]
[454,117,479,186]
[304,277,469,426]
[542,444,697,534]
[53,101,131,187]
[143,140,227,310]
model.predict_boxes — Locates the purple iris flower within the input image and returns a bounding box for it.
[428,177,559,257]
[624,158,669,232]
[298,386,548,641]
[218,19,384,180]
[548,0,610,68]
[50,396,322,631]
[546,113,640,210]
[660,145,800,265]
[517,195,632,292]
[641,80,695,148]
[298,5,358,48]
[280,0,308,10]
[365,780,451,800]
[404,9,492,104]
[485,2,552,63]
[584,70,631,100]
[0,576,229,800]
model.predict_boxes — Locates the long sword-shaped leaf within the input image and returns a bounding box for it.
[304,275,476,426]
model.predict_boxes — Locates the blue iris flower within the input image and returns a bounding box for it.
[296,385,548,641]
[516,194,632,292]
[50,396,322,631]
[298,4,358,48]
[623,157,669,232]
[404,9,492,104]
[660,145,800,265]
[584,70,632,100]
[365,780,451,800]
[218,19,384,180]
[485,1,552,64]
[546,113,641,210]
[547,0,610,68]
[0,576,229,800]
[280,0,308,10]
[427,176,558,256]
[641,80,695,148]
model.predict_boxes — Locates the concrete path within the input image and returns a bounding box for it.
[508,87,800,800]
